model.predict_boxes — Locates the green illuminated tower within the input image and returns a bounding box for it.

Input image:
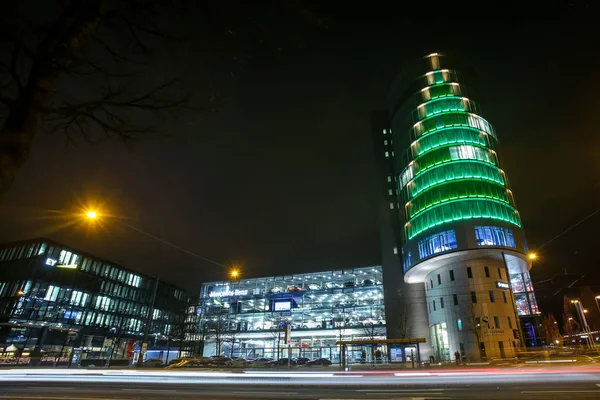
[379,53,540,361]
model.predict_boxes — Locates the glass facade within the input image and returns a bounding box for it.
[418,230,457,259]
[510,272,539,316]
[0,239,194,366]
[199,266,385,361]
[475,226,516,248]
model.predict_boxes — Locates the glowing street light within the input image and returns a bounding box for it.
[528,253,537,260]
[230,268,240,279]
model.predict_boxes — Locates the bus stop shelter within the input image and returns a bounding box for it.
[336,338,426,370]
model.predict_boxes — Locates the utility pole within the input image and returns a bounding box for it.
[137,277,159,367]
[571,299,595,350]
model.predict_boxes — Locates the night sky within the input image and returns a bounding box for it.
[1,2,599,314]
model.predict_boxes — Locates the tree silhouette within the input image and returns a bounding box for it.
[0,0,325,199]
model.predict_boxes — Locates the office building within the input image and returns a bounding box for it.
[198,266,390,362]
[0,238,195,366]
[374,53,539,361]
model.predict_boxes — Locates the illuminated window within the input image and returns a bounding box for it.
[475,226,516,248]
[402,251,412,273]
[418,229,457,259]
[385,151,389,157]
[44,285,60,302]
[399,165,414,189]
[449,145,492,163]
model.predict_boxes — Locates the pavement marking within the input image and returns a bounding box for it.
[25,387,75,390]
[232,391,298,395]
[0,397,134,400]
[357,389,444,392]
[121,388,177,392]
[596,384,600,387]
[521,391,600,394]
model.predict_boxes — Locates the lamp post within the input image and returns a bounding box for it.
[82,209,232,365]
[570,299,595,350]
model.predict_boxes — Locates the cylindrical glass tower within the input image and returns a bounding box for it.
[385,53,537,361]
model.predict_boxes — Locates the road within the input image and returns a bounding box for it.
[0,366,599,399]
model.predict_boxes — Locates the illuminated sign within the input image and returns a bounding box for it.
[208,289,248,298]
[496,281,509,289]
[46,258,77,269]
[57,264,78,269]
[274,300,292,311]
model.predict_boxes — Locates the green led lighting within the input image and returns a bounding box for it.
[414,127,493,157]
[408,180,510,218]
[406,199,521,240]
[412,111,495,139]
[409,194,510,219]
[413,148,496,178]
[415,96,472,119]
[420,83,463,102]
[407,166,505,198]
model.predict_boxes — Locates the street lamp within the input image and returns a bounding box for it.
[570,298,595,350]
[82,208,231,365]
[86,210,98,219]
[229,268,240,280]
[528,253,537,261]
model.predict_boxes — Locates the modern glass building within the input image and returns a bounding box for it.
[198,266,387,362]
[376,53,540,361]
[0,238,196,366]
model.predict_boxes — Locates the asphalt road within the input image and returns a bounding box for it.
[0,366,599,399]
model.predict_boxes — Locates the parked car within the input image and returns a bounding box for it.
[268,358,297,367]
[248,357,273,367]
[308,284,321,290]
[306,358,332,366]
[325,282,343,289]
[295,357,310,365]
[225,358,251,368]
[270,287,282,293]
[361,279,375,286]
[141,358,164,368]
